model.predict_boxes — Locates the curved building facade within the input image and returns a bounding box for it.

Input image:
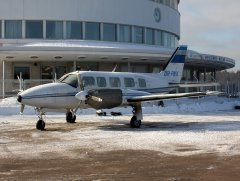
[0,0,235,97]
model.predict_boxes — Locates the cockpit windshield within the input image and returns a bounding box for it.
[59,74,78,88]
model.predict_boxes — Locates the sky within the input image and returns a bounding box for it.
[178,0,240,71]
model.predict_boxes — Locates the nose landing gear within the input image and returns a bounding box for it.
[35,108,45,130]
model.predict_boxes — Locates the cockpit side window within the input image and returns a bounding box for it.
[82,76,95,88]
[60,74,78,88]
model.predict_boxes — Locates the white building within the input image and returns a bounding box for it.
[0,0,235,97]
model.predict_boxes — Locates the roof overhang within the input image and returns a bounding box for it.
[0,40,235,70]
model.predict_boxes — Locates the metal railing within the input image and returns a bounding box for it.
[1,79,54,98]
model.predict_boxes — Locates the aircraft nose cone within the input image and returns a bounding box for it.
[17,95,22,103]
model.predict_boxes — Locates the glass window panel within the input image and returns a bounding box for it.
[138,78,146,88]
[119,25,131,42]
[66,21,82,39]
[5,20,22,39]
[124,78,135,87]
[56,66,67,79]
[97,77,107,87]
[46,21,63,39]
[60,74,78,88]
[146,28,154,45]
[26,20,43,39]
[155,30,162,46]
[41,66,53,79]
[82,76,95,87]
[85,22,100,40]
[109,77,121,87]
[103,23,116,41]
[14,67,30,79]
[162,32,168,47]
[133,26,144,44]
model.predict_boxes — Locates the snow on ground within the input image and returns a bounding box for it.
[0,96,240,158]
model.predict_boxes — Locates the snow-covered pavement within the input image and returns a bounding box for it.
[0,96,240,159]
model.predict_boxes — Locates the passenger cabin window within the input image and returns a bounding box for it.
[109,77,121,87]
[138,78,147,88]
[124,78,135,88]
[97,77,106,87]
[82,76,95,88]
[60,74,78,88]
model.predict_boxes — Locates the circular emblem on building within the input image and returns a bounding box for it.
[154,8,161,23]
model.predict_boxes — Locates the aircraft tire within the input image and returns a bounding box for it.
[130,116,141,128]
[66,112,76,123]
[36,119,45,130]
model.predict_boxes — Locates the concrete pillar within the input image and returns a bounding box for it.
[73,61,77,71]
[127,62,131,72]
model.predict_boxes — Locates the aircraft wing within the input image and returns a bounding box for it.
[127,91,217,103]
[171,82,220,88]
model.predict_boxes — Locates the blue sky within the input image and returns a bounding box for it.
[179,0,240,71]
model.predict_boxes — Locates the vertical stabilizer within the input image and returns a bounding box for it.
[161,45,188,83]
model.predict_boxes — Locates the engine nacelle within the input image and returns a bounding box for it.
[87,89,122,110]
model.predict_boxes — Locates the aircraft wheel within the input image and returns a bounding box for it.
[36,119,45,130]
[130,116,141,128]
[66,112,76,123]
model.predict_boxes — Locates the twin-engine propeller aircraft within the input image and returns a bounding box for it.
[17,45,215,130]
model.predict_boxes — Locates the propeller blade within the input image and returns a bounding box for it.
[20,104,25,114]
[90,96,102,103]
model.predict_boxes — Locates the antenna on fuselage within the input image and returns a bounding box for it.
[112,64,118,72]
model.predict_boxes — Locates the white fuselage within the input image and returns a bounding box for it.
[18,71,177,111]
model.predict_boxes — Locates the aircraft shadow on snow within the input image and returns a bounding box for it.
[98,121,240,132]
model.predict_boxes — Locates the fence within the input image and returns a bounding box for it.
[1,79,53,98]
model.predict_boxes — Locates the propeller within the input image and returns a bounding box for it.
[20,104,25,115]
[75,91,102,102]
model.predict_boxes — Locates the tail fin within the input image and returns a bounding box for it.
[161,45,188,83]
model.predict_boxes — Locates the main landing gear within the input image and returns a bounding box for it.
[130,104,143,128]
[35,108,45,130]
[66,111,76,123]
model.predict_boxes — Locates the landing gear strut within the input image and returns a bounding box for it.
[35,108,45,130]
[66,111,76,123]
[130,104,143,128]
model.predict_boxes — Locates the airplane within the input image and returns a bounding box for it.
[17,45,216,130]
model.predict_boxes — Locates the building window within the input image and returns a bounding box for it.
[14,66,30,79]
[46,21,63,39]
[133,26,144,44]
[85,22,100,40]
[66,21,82,39]
[155,30,162,46]
[5,20,22,39]
[146,28,154,45]
[41,66,53,79]
[103,23,116,41]
[119,25,131,42]
[26,20,43,39]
